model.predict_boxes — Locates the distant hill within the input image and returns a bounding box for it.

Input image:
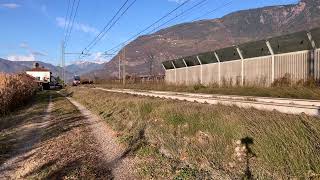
[91,0,320,79]
[0,58,28,73]
[66,61,104,76]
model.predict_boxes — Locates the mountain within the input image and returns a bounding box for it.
[0,58,29,73]
[66,61,104,76]
[91,0,320,79]
[0,58,104,81]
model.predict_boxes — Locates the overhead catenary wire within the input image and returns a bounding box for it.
[65,0,81,47]
[193,0,237,21]
[80,0,138,57]
[107,0,238,55]
[63,0,71,38]
[147,0,209,35]
[81,0,131,55]
[106,0,210,54]
[64,0,76,44]
[104,0,192,54]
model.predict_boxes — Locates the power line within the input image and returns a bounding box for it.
[65,0,81,47]
[81,0,138,57]
[64,0,76,43]
[193,0,236,21]
[108,0,238,54]
[104,0,192,54]
[63,0,71,38]
[81,0,130,54]
[147,0,209,35]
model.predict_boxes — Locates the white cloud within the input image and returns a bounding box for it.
[56,17,98,34]
[69,52,111,65]
[1,3,20,9]
[19,42,48,56]
[7,54,36,61]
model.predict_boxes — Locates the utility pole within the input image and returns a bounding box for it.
[61,41,65,84]
[118,52,121,81]
[122,47,126,86]
[61,40,90,85]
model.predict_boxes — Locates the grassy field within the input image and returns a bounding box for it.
[68,87,320,179]
[94,81,320,100]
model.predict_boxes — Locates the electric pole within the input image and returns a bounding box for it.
[61,41,65,84]
[61,40,90,85]
[118,52,121,81]
[122,47,126,86]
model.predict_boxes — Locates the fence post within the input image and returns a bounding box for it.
[266,40,275,85]
[307,32,316,79]
[182,59,188,85]
[161,64,166,71]
[171,61,177,84]
[197,56,203,84]
[236,47,244,86]
[214,52,221,87]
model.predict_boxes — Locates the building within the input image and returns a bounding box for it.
[26,63,51,83]
[162,27,320,87]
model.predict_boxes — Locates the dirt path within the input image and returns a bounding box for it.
[66,97,135,180]
[0,96,53,179]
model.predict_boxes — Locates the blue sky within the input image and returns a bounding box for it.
[0,0,299,65]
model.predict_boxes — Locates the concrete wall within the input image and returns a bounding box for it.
[220,60,242,86]
[176,68,186,85]
[165,69,175,84]
[274,50,309,83]
[202,63,219,85]
[244,56,272,86]
[315,49,320,80]
[165,50,318,86]
[186,66,201,85]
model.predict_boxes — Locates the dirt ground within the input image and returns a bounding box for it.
[0,91,135,179]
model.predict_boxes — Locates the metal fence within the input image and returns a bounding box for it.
[162,28,320,87]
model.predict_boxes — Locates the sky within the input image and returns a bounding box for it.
[0,0,299,66]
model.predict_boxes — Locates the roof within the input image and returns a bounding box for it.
[26,67,50,72]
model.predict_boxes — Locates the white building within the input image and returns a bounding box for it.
[26,63,51,82]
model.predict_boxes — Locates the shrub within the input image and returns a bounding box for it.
[0,73,38,115]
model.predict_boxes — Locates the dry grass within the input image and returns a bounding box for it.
[93,80,320,100]
[0,73,38,115]
[68,87,320,179]
[0,91,112,179]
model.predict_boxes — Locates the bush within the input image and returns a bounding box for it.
[0,73,38,115]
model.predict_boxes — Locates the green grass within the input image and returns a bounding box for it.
[94,81,320,100]
[68,87,320,179]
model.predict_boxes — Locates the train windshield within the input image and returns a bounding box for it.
[74,76,80,81]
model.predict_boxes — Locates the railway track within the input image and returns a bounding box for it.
[94,87,320,116]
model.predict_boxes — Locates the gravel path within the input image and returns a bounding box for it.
[0,96,53,179]
[66,97,136,180]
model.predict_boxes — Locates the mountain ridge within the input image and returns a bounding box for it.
[88,0,320,79]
